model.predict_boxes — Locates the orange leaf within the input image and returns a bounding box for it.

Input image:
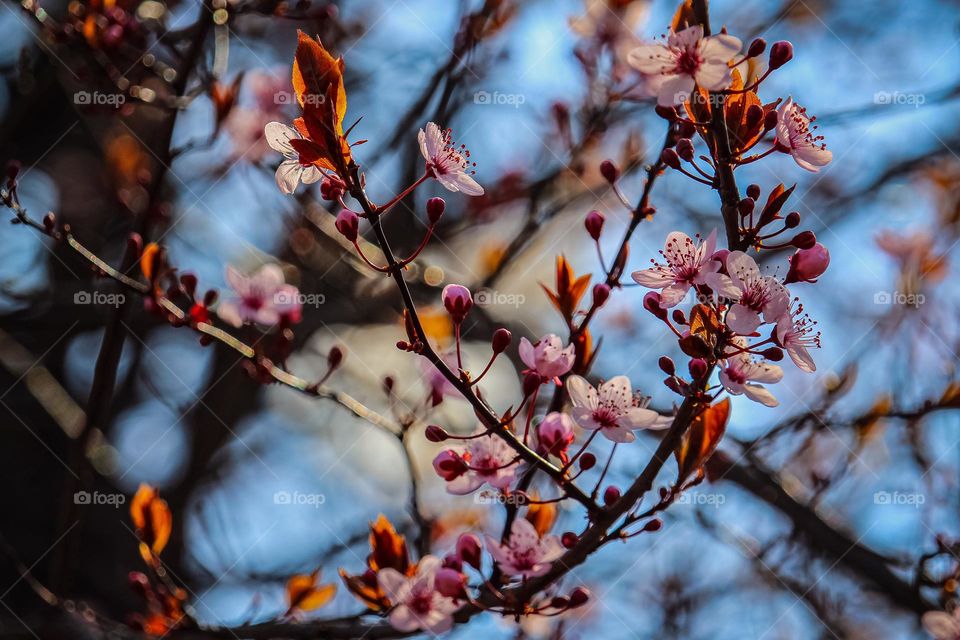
[292,30,346,126]
[675,399,730,485]
[367,514,411,575]
[140,243,161,282]
[131,484,172,564]
[670,0,697,31]
[525,498,557,537]
[286,569,336,614]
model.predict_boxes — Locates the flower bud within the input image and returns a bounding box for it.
[425,425,449,442]
[746,184,761,200]
[643,518,663,532]
[523,370,543,396]
[784,242,830,284]
[737,197,755,218]
[433,450,468,481]
[759,347,784,361]
[551,596,570,609]
[769,41,794,70]
[677,120,697,139]
[592,283,610,308]
[435,568,467,599]
[660,148,681,169]
[745,104,764,130]
[457,533,483,570]
[335,209,359,242]
[784,211,801,228]
[671,309,686,325]
[584,210,605,240]
[327,345,344,370]
[569,587,591,608]
[599,159,620,184]
[655,105,678,121]
[603,485,621,505]
[426,197,446,224]
[643,292,668,320]
[747,38,767,58]
[537,412,575,460]
[43,212,57,233]
[578,453,596,471]
[676,138,695,162]
[791,230,817,250]
[491,328,512,354]
[658,356,675,376]
[180,273,198,296]
[561,531,578,548]
[763,110,779,130]
[442,284,473,322]
[688,358,708,380]
[320,175,345,201]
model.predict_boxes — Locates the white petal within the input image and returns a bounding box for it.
[377,568,409,605]
[275,159,303,195]
[748,362,783,384]
[566,375,597,409]
[724,251,760,289]
[601,426,636,443]
[787,342,816,373]
[660,282,692,307]
[743,383,778,407]
[726,304,762,335]
[669,25,703,50]
[617,407,660,430]
[657,74,696,106]
[264,121,297,156]
[631,266,676,288]
[699,33,742,62]
[694,61,734,91]
[599,376,633,412]
[627,43,675,74]
[518,337,535,370]
[453,172,484,196]
[300,165,323,184]
[922,611,960,640]
[793,146,833,172]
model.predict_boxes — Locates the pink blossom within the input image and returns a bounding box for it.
[775,97,832,172]
[485,518,564,580]
[433,428,519,495]
[923,609,960,640]
[217,264,301,328]
[223,70,290,163]
[442,284,473,322]
[456,533,482,570]
[718,338,783,407]
[706,251,790,335]
[566,375,665,443]
[264,122,323,194]
[776,299,820,373]
[628,25,742,106]
[631,230,720,307]
[785,243,830,283]
[519,334,575,380]
[378,556,458,634]
[418,122,484,196]
[420,352,462,402]
[536,412,576,462]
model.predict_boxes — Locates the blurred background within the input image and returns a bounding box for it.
[0,0,959,638]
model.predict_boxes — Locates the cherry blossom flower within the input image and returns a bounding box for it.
[224,70,290,163]
[776,299,820,372]
[566,375,665,443]
[631,230,720,307]
[923,609,960,640]
[378,556,458,634]
[217,264,301,328]
[432,428,519,495]
[706,251,790,335]
[264,121,323,195]
[536,412,576,463]
[775,97,832,173]
[628,25,742,106]
[485,518,563,580]
[519,334,575,381]
[718,338,783,407]
[785,243,830,284]
[418,122,484,196]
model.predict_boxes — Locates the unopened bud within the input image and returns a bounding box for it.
[660,148,681,170]
[760,347,784,361]
[442,284,473,322]
[592,283,610,308]
[737,197,755,217]
[643,292,668,320]
[335,209,359,242]
[599,160,620,184]
[676,138,695,162]
[180,273,198,296]
[561,531,578,548]
[426,197,446,224]
[523,371,542,395]
[43,212,57,232]
[784,243,830,284]
[584,210,605,240]
[745,104,764,129]
[603,485,621,505]
[784,211,801,228]
[791,230,817,250]
[425,425,449,442]
[763,110,779,130]
[327,345,344,370]
[569,587,590,608]
[671,309,686,325]
[655,105,678,121]
[677,120,696,138]
[769,41,794,70]
[658,356,675,376]
[747,38,767,58]
[491,328,512,354]
[688,358,708,379]
[578,453,596,471]
[746,184,761,200]
[643,518,663,532]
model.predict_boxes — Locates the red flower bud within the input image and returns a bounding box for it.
[435,568,467,599]
[643,518,663,532]
[759,347,784,361]
[747,38,767,58]
[433,450,468,481]
[456,533,483,570]
[491,328,512,354]
[599,160,620,184]
[442,284,473,322]
[320,175,345,201]
[569,587,591,608]
[784,211,801,228]
[561,531,578,548]
[658,356,675,376]
[677,120,697,138]
[688,358,708,379]
[763,110,779,131]
[578,453,596,471]
[791,230,817,250]
[523,370,542,395]
[676,138,695,162]
[769,41,794,70]
[737,197,755,217]
[746,184,761,200]
[425,425,448,442]
[335,209,359,242]
[584,210,605,240]
[655,105,678,121]
[643,292,668,320]
[784,242,830,283]
[327,345,344,370]
[592,283,610,308]
[660,148,681,169]
[603,485,621,505]
[426,197,446,224]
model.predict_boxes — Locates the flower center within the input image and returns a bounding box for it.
[592,406,620,429]
[674,48,702,76]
